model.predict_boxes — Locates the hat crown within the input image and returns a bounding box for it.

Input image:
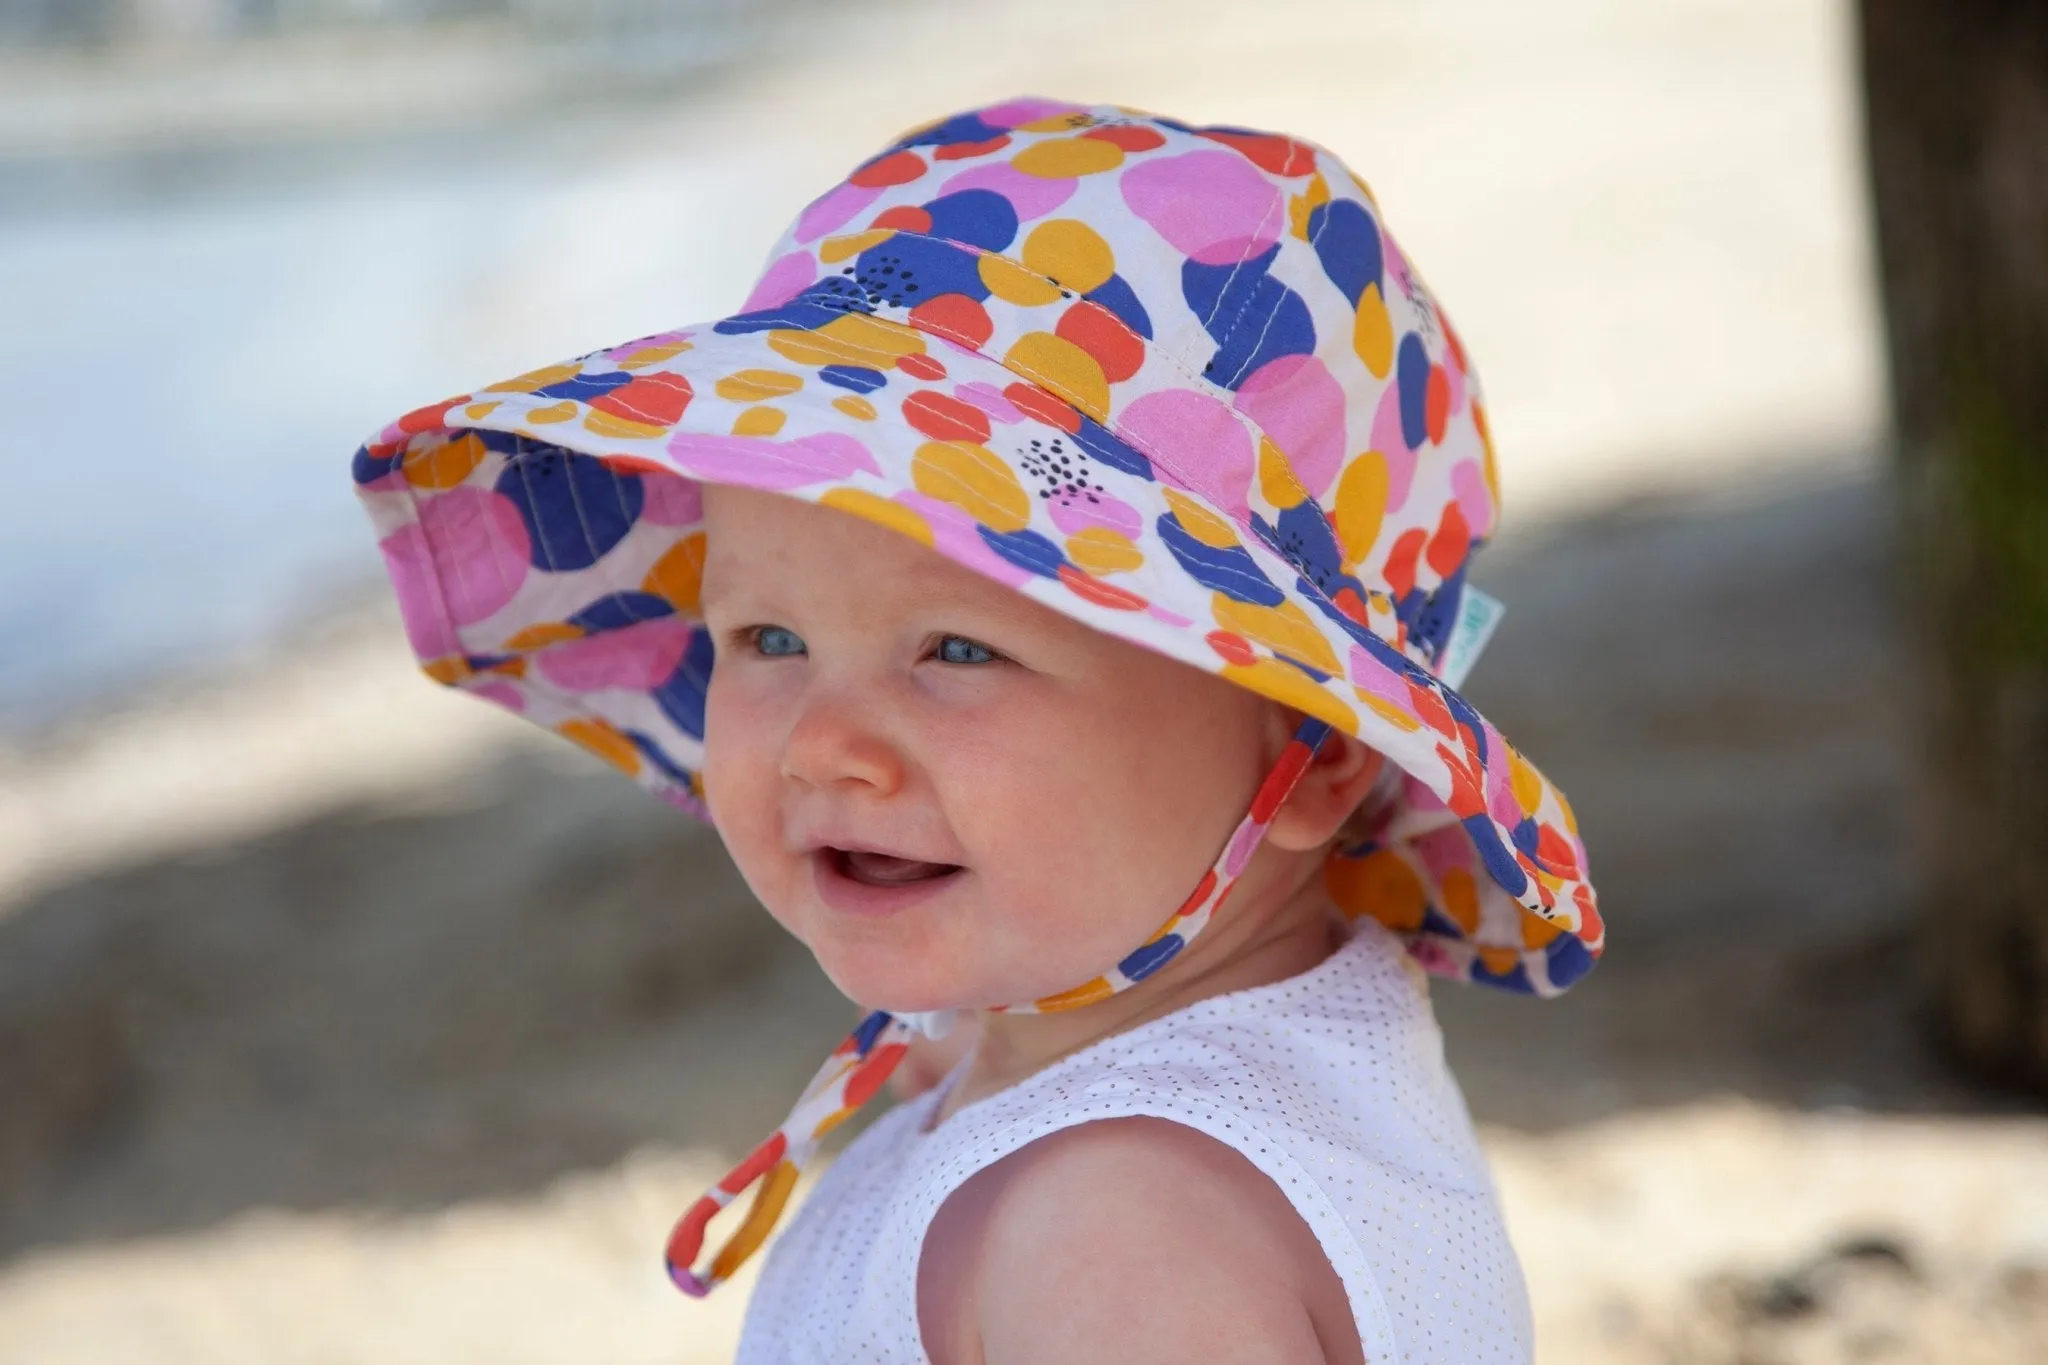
[733,96,1497,670]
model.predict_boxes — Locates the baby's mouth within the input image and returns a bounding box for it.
[828,847,963,886]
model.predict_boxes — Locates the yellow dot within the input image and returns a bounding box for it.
[583,410,666,440]
[1019,112,1095,133]
[485,361,580,395]
[1162,487,1240,549]
[1356,689,1424,733]
[1478,946,1524,978]
[524,401,577,424]
[1325,848,1426,931]
[715,369,803,402]
[911,440,1031,533]
[832,395,877,421]
[1003,331,1108,421]
[403,432,487,489]
[1021,219,1115,294]
[1256,435,1309,511]
[1219,657,1358,734]
[767,313,925,369]
[1517,904,1564,949]
[1033,976,1115,1011]
[978,252,1063,306]
[616,339,692,369]
[820,488,934,548]
[1332,452,1389,568]
[558,718,641,775]
[819,228,894,264]
[1012,135,1125,178]
[1353,282,1392,378]
[643,532,707,614]
[1508,747,1545,814]
[503,621,585,651]
[1210,595,1341,676]
[1065,527,1144,575]
[1442,868,1482,936]
[731,405,786,436]
[463,401,501,420]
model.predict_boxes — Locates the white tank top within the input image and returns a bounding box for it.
[733,919,1533,1363]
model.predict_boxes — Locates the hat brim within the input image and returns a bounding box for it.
[352,305,1602,995]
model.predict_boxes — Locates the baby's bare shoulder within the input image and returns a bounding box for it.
[918,1117,1363,1365]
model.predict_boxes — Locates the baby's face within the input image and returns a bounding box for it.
[698,484,1288,1013]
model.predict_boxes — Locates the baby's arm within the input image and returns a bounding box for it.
[919,1116,1365,1365]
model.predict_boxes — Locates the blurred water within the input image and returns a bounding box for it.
[0,116,801,731]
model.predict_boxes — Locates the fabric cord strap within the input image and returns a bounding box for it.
[665,715,1334,1296]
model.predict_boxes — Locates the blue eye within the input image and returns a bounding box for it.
[935,635,997,665]
[753,626,806,657]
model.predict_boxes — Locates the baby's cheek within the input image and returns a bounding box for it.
[700,707,793,914]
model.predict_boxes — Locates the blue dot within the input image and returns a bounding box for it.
[494,447,644,572]
[976,525,1065,578]
[1118,934,1185,982]
[567,591,675,631]
[818,365,887,393]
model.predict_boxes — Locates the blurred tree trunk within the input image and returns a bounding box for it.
[1859,0,2048,1091]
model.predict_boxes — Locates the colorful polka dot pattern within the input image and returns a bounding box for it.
[664,714,1331,1296]
[349,94,1607,1292]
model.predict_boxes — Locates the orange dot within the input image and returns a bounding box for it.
[849,148,924,187]
[871,204,933,233]
[1057,563,1147,611]
[1205,630,1257,666]
[1198,129,1317,176]
[1003,381,1081,433]
[1054,299,1145,383]
[1084,124,1166,152]
[902,391,992,443]
[935,134,1011,160]
[843,1042,909,1108]
[909,292,993,348]
[1425,364,1450,445]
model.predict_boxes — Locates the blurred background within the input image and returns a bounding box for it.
[2,0,2044,1360]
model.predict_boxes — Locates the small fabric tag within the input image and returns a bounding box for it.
[1433,586,1504,691]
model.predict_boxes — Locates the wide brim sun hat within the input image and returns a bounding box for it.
[351,95,1603,1296]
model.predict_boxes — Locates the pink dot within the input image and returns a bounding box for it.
[639,473,704,527]
[938,161,1077,222]
[535,616,695,693]
[667,432,881,488]
[1369,383,1419,511]
[1347,643,1410,715]
[978,97,1089,129]
[953,381,1024,424]
[1048,488,1142,539]
[1451,459,1493,541]
[895,491,1035,589]
[741,252,818,311]
[794,181,883,244]
[1119,151,1283,266]
[399,485,532,632]
[1117,387,1255,520]
[1234,354,1347,500]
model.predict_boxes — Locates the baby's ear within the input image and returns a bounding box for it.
[1263,717,1388,853]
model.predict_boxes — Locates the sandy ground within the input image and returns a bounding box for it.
[4,1,2043,1361]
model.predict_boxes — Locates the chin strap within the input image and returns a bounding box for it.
[665,715,1334,1297]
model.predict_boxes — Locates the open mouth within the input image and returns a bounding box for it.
[826,847,963,887]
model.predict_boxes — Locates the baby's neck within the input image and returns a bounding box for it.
[932,865,1346,1126]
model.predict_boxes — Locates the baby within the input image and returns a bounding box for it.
[352,96,1603,1363]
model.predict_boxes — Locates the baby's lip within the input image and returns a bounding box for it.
[794,832,963,868]
[800,836,966,890]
